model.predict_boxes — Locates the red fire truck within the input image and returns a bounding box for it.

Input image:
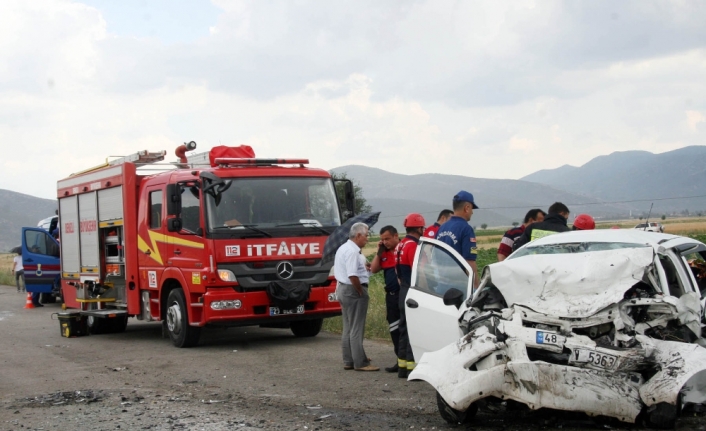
[57,142,354,347]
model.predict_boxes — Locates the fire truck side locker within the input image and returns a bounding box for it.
[58,164,139,333]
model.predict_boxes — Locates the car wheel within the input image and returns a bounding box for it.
[166,288,201,348]
[290,318,323,337]
[40,293,56,304]
[436,391,477,424]
[645,398,681,429]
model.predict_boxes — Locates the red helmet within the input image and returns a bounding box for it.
[573,214,595,230]
[404,213,426,228]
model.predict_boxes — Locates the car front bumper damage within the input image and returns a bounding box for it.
[410,321,706,423]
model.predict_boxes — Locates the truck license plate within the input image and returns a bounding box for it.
[570,349,618,369]
[269,305,305,316]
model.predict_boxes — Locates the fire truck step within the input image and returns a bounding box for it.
[79,309,128,318]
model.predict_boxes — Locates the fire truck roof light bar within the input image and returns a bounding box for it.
[214,158,309,167]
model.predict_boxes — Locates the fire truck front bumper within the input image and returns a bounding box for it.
[192,284,341,327]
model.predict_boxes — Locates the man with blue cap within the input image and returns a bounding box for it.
[436,191,480,288]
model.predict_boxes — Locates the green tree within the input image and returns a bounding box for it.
[330,171,373,215]
[661,215,666,220]
[512,221,519,227]
[481,223,488,230]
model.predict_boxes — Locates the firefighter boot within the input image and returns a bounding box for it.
[397,358,408,378]
[385,363,399,373]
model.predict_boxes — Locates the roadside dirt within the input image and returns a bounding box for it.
[1,285,705,430]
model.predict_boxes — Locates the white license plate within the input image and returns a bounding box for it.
[535,331,565,346]
[571,349,618,369]
[269,305,305,316]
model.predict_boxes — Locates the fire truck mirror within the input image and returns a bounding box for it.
[166,184,181,215]
[167,218,183,232]
[343,180,356,218]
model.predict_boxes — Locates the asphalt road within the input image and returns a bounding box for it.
[1,284,705,431]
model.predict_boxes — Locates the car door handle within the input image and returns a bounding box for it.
[406,299,419,309]
[174,249,181,255]
[25,258,33,262]
[144,250,151,255]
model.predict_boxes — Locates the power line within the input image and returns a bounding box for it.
[373,193,706,219]
[481,193,706,210]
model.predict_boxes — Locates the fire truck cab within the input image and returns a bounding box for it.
[57,143,354,347]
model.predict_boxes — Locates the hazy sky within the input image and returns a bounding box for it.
[2,0,705,199]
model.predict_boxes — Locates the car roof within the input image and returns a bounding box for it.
[525,229,682,248]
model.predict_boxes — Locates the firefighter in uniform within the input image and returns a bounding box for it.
[370,225,402,372]
[423,209,453,239]
[395,213,425,378]
[572,214,595,230]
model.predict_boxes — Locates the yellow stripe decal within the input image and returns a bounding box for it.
[137,231,205,265]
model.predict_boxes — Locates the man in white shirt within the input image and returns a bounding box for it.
[12,251,25,293]
[334,222,379,371]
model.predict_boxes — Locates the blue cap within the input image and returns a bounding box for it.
[453,191,479,209]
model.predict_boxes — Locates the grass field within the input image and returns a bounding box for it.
[321,246,497,340]
[0,254,15,287]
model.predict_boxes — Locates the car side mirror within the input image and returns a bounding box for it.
[443,288,465,309]
[167,218,182,232]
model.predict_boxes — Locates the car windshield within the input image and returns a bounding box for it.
[205,177,341,237]
[511,242,646,258]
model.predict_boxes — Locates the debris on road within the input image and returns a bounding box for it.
[19,390,102,407]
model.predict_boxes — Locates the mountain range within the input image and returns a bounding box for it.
[1,145,704,251]
[521,145,706,215]
[333,145,706,230]
[0,190,57,252]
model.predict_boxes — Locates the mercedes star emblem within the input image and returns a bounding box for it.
[276,261,294,280]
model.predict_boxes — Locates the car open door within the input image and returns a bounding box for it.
[405,237,474,362]
[658,237,706,323]
[21,227,61,294]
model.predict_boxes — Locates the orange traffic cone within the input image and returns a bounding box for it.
[24,293,35,309]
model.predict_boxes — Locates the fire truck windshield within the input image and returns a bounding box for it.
[205,177,342,237]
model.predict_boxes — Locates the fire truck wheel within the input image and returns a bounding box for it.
[87,309,106,335]
[166,288,201,348]
[290,318,323,337]
[106,314,128,333]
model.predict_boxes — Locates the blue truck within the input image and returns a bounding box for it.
[21,219,62,303]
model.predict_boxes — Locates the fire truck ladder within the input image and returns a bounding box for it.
[108,150,167,166]
[70,150,168,177]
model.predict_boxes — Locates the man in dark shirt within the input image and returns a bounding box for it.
[513,202,570,251]
[423,209,453,239]
[497,209,545,261]
[436,191,479,288]
[370,225,401,372]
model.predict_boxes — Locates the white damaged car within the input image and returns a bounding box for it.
[406,230,706,428]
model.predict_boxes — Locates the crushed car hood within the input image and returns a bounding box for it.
[489,247,654,318]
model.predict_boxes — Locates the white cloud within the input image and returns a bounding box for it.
[1,0,706,199]
[509,137,536,152]
[686,110,705,131]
